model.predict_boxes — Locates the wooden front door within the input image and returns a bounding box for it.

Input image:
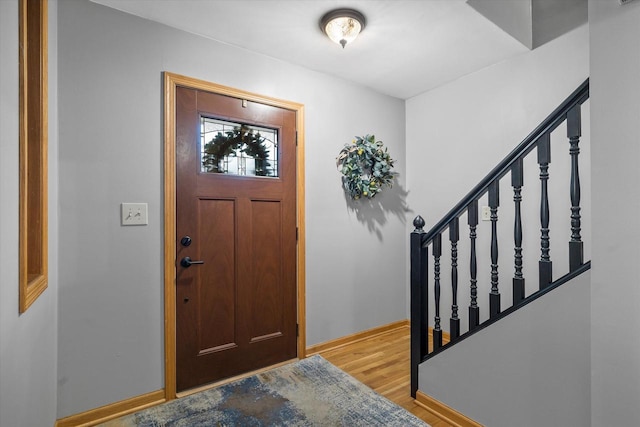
[175,86,298,392]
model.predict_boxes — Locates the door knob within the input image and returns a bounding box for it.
[180,257,204,268]
[180,236,192,247]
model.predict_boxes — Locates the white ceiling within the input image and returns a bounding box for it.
[91,0,530,99]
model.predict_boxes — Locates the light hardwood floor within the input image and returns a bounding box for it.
[319,325,454,427]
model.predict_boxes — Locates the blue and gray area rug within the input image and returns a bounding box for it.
[106,355,429,426]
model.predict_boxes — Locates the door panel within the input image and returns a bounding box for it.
[249,200,283,340]
[197,198,236,352]
[175,87,297,391]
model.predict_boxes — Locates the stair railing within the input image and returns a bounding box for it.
[410,78,590,397]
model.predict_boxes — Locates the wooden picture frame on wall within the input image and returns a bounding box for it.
[19,0,48,313]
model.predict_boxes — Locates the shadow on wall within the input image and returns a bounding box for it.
[343,183,412,241]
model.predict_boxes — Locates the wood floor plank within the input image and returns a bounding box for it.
[319,326,455,427]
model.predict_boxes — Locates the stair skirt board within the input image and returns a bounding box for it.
[415,390,483,427]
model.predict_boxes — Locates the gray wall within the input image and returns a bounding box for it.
[0,1,59,426]
[56,0,406,418]
[4,0,626,423]
[590,0,640,425]
[406,25,589,326]
[419,272,591,427]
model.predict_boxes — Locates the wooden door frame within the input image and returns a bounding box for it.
[162,72,306,400]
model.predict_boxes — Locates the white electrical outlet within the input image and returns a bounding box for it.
[481,206,491,221]
[121,203,148,226]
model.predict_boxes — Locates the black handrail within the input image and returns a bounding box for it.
[421,78,589,245]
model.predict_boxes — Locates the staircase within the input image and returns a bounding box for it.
[410,79,590,405]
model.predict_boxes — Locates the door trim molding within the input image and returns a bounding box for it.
[163,72,306,400]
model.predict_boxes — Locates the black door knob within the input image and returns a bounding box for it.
[180,236,192,247]
[180,256,204,268]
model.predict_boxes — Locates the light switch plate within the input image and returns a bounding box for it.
[481,206,491,221]
[121,203,148,226]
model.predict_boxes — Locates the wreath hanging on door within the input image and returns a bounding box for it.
[202,124,272,176]
[336,135,395,200]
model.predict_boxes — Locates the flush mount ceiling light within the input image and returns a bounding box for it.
[320,8,366,49]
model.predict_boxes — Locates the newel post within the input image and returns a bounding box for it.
[410,215,428,398]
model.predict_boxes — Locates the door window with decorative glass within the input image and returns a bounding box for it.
[201,117,278,177]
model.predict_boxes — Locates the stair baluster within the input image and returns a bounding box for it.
[433,233,443,350]
[489,181,501,318]
[468,200,479,330]
[512,158,525,304]
[538,134,553,289]
[449,218,460,339]
[568,105,583,271]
